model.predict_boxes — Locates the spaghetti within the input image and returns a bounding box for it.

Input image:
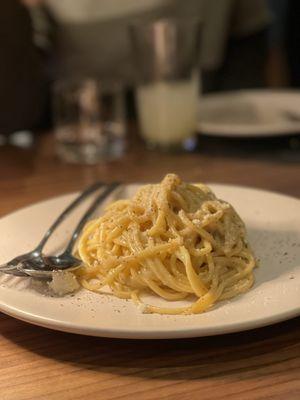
[76,174,256,314]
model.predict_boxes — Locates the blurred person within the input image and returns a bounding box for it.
[27,0,270,91]
[2,0,271,132]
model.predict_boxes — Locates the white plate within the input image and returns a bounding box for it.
[0,184,300,339]
[198,90,300,137]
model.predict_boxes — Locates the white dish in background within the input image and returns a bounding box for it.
[198,90,300,137]
[0,184,299,339]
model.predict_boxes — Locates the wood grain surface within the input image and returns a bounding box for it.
[0,131,300,400]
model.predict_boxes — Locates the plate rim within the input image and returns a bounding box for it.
[198,123,300,138]
[0,297,299,339]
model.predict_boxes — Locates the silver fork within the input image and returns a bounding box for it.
[0,182,119,279]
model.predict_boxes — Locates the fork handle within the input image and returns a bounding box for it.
[35,181,105,253]
[63,182,120,255]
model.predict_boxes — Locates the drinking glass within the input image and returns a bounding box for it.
[53,79,125,164]
[129,18,201,151]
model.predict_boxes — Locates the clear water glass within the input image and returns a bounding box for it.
[53,79,125,164]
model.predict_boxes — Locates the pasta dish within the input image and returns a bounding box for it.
[76,174,256,315]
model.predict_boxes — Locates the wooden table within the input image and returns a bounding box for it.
[1,131,300,400]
